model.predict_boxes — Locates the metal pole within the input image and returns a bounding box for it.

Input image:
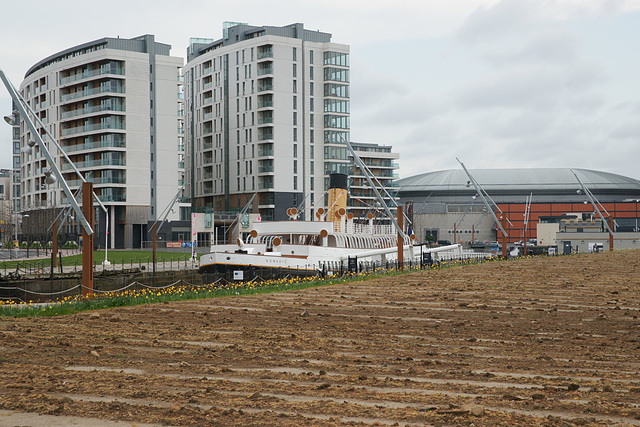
[457,158,507,238]
[0,69,93,237]
[501,216,508,260]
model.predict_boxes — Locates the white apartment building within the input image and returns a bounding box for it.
[18,35,186,248]
[184,23,350,221]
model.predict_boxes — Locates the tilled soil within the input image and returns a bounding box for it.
[1,251,639,426]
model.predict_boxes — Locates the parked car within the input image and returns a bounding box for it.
[436,240,452,246]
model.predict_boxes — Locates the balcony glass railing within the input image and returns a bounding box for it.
[60,85,125,102]
[63,139,125,152]
[61,120,125,136]
[203,82,213,90]
[257,67,273,76]
[59,66,124,85]
[258,165,274,173]
[61,158,125,170]
[258,148,274,156]
[257,50,273,59]
[203,97,212,105]
[178,161,185,168]
[98,194,126,202]
[67,176,125,186]
[257,84,273,92]
[258,100,273,108]
[61,104,125,119]
[258,132,273,141]
[258,117,273,124]
[203,112,213,120]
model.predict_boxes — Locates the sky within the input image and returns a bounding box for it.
[1,0,639,180]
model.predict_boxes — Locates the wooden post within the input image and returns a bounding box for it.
[501,215,508,260]
[397,205,404,271]
[52,218,58,268]
[82,182,94,296]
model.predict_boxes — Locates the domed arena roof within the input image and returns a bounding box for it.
[397,168,640,195]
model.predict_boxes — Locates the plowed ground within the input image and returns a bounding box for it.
[1,251,640,426]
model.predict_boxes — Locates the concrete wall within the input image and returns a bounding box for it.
[555,231,640,253]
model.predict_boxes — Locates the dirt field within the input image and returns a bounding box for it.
[1,251,639,426]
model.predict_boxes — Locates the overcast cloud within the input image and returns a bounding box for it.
[1,0,639,180]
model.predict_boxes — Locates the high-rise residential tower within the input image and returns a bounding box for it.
[184,23,350,221]
[18,35,186,248]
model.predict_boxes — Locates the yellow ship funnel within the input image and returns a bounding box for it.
[327,173,348,226]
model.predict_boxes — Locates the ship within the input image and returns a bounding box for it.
[198,173,463,281]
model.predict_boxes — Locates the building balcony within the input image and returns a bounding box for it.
[61,158,126,170]
[257,100,273,109]
[257,84,273,93]
[60,85,125,103]
[257,117,273,125]
[203,112,213,120]
[257,66,273,76]
[258,165,274,173]
[203,97,213,105]
[59,66,125,86]
[60,120,125,137]
[63,139,125,153]
[61,104,125,120]
[257,132,274,141]
[67,176,125,187]
[258,147,274,157]
[257,50,273,60]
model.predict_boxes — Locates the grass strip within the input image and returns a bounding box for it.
[0,256,506,318]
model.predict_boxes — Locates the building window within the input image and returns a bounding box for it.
[309,50,314,64]
[293,80,297,93]
[293,95,297,109]
[293,63,297,78]
[293,47,297,61]
[293,144,298,157]
[293,128,297,142]
[293,112,297,126]
[293,160,298,174]
[293,175,298,190]
[310,66,313,80]
[310,177,314,190]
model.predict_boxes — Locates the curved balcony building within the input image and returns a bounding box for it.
[18,35,185,248]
